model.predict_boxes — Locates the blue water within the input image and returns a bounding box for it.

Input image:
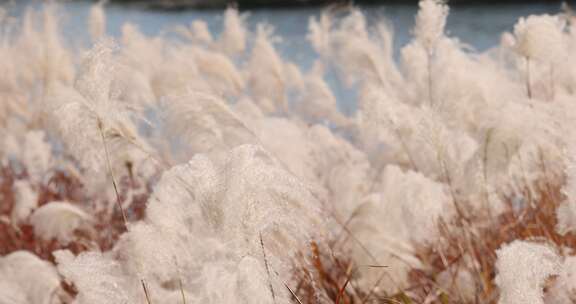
[1,1,564,113]
[3,1,564,64]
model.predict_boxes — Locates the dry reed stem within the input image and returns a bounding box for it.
[289,177,569,304]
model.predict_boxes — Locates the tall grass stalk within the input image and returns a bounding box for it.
[97,119,152,304]
[526,57,532,99]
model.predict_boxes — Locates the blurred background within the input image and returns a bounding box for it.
[66,0,567,10]
[1,0,567,60]
[0,0,567,113]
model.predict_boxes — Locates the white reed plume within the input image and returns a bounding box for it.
[414,0,448,105]
[513,15,566,98]
[89,1,107,43]
[495,240,561,304]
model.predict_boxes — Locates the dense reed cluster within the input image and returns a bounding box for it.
[2,1,576,303]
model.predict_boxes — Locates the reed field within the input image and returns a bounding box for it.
[1,1,576,303]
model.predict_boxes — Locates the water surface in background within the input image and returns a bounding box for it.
[4,1,565,64]
[2,1,564,112]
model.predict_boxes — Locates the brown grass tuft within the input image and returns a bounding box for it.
[289,179,573,304]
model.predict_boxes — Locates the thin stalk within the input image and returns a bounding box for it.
[482,129,495,221]
[284,283,304,304]
[390,120,419,172]
[97,120,152,304]
[335,274,352,304]
[275,269,303,304]
[427,51,435,106]
[439,153,465,222]
[259,232,277,304]
[526,56,532,99]
[549,64,555,101]
[141,279,152,304]
[360,268,389,304]
[179,279,186,304]
[174,258,186,304]
[515,148,533,207]
[97,120,128,226]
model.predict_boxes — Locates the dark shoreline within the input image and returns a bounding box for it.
[105,0,565,11]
